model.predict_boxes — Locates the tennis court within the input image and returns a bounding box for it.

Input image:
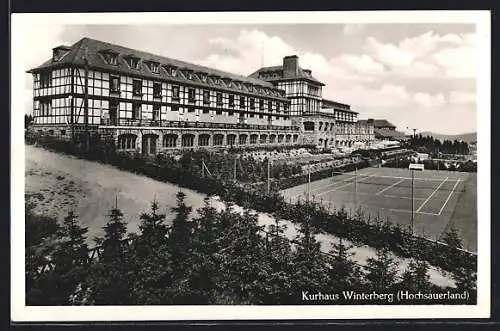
[280,166,476,251]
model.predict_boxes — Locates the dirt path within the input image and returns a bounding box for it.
[24,145,456,287]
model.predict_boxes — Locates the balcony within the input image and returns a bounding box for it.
[101,118,300,131]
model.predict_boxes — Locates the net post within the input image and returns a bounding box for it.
[411,169,415,235]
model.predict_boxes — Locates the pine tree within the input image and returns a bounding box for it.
[215,207,270,304]
[130,199,174,304]
[399,259,432,292]
[364,248,399,292]
[47,211,90,304]
[86,204,132,305]
[327,238,362,292]
[291,215,329,297]
[261,217,294,304]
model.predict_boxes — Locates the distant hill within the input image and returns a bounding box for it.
[419,132,477,143]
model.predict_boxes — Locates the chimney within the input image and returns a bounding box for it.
[303,69,312,77]
[367,118,374,126]
[52,45,71,62]
[283,55,299,78]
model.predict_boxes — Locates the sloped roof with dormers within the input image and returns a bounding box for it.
[358,119,397,129]
[248,65,325,86]
[27,37,288,100]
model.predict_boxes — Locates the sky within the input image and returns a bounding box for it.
[17,21,479,135]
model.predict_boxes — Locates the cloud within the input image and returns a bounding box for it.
[367,37,414,67]
[339,54,385,75]
[366,32,477,79]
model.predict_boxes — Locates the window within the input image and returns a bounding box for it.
[268,101,273,112]
[259,99,264,110]
[249,98,255,109]
[153,105,160,121]
[203,90,210,104]
[259,114,263,119]
[227,134,236,146]
[153,83,162,98]
[118,135,137,149]
[171,105,179,112]
[216,109,222,115]
[229,95,235,107]
[249,113,254,118]
[216,92,223,105]
[40,72,51,88]
[172,85,180,100]
[228,111,234,116]
[277,103,281,112]
[239,134,247,145]
[250,134,258,144]
[132,103,141,119]
[202,108,209,114]
[188,88,195,103]
[102,52,118,65]
[213,134,224,146]
[239,96,245,109]
[132,79,142,96]
[149,62,160,73]
[126,56,140,69]
[182,134,195,147]
[40,100,51,116]
[163,134,177,148]
[110,75,120,93]
[198,134,210,147]
[187,106,195,113]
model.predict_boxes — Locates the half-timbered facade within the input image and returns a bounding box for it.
[28,38,298,154]
[28,37,375,153]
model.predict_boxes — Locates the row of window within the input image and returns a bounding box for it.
[109,76,289,111]
[99,49,285,98]
[118,133,299,149]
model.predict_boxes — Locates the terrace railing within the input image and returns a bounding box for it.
[102,118,300,131]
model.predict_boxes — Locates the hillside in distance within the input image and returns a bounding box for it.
[419,132,477,142]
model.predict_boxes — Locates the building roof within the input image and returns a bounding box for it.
[358,119,396,129]
[374,129,407,139]
[321,98,358,113]
[248,64,325,86]
[28,37,288,99]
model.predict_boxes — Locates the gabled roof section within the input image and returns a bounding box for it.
[358,119,397,129]
[321,98,352,110]
[248,65,325,86]
[374,129,406,138]
[27,37,284,94]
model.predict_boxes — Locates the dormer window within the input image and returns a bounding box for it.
[52,45,71,62]
[171,66,178,77]
[147,61,160,74]
[99,50,119,65]
[184,70,193,80]
[124,55,141,69]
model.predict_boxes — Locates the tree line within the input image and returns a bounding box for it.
[26,193,475,306]
[406,134,471,156]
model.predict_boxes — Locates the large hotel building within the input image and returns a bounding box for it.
[27,37,375,154]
